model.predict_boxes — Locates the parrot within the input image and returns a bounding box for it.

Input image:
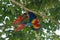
[13,12,41,31]
[13,12,41,38]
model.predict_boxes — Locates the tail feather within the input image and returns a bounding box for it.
[13,16,24,25]
[15,24,26,31]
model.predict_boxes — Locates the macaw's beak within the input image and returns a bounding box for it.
[15,24,26,32]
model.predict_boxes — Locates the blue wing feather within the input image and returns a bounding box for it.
[28,12,37,22]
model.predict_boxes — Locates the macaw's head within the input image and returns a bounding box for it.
[23,13,27,15]
[23,13,28,18]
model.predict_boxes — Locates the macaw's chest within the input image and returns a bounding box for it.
[31,19,41,30]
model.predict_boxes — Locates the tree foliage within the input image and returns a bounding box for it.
[0,0,60,40]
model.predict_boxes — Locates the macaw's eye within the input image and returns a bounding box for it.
[23,13,27,16]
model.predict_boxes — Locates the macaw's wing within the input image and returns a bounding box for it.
[28,12,37,22]
[15,24,26,31]
[13,14,28,25]
[13,16,24,25]
[31,19,41,30]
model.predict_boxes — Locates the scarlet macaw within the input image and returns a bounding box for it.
[13,12,41,31]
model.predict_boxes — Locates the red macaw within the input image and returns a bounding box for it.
[13,12,41,31]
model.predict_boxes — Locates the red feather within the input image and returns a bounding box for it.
[13,16,24,25]
[32,19,40,29]
[13,15,28,25]
[15,24,26,31]
[34,19,40,27]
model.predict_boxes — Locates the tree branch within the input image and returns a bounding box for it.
[11,0,60,25]
[11,0,46,17]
